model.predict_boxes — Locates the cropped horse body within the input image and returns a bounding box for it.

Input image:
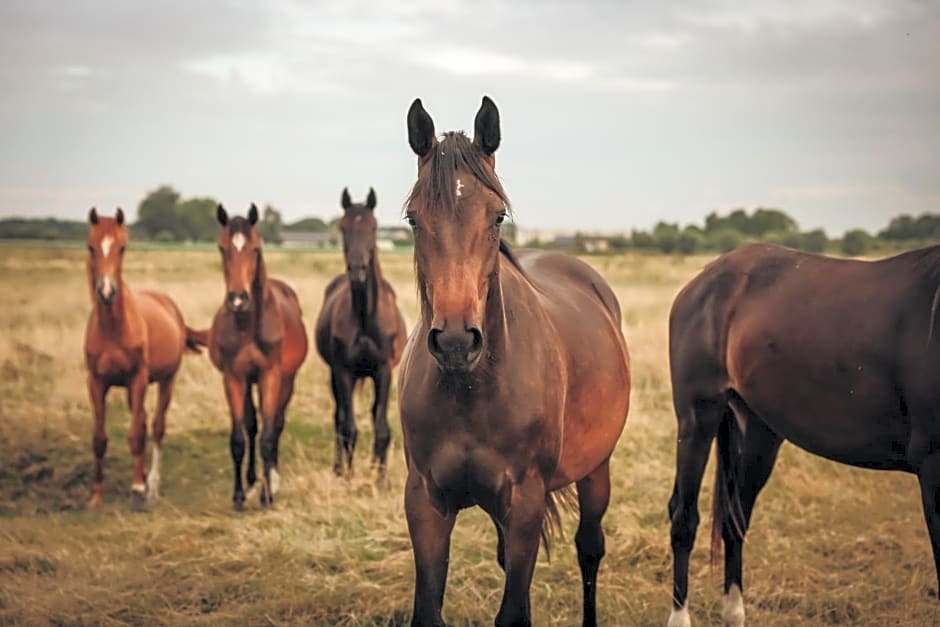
[209,204,308,510]
[315,187,406,482]
[399,97,630,627]
[668,242,940,626]
[84,208,206,509]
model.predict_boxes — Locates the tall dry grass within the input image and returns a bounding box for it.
[0,245,935,625]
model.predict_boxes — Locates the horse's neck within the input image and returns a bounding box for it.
[351,257,382,329]
[94,281,130,334]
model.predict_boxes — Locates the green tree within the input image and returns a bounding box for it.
[708,228,743,253]
[653,221,680,254]
[175,197,219,241]
[136,185,181,239]
[258,204,283,244]
[631,230,656,250]
[677,226,704,255]
[800,229,828,253]
[285,217,329,231]
[841,229,872,256]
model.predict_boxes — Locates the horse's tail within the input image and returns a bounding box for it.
[185,327,210,354]
[542,485,578,561]
[710,404,746,568]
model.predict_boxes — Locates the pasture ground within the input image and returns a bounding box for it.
[0,245,935,625]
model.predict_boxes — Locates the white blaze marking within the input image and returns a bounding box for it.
[100,276,115,299]
[456,178,464,197]
[232,232,246,251]
[147,445,161,500]
[667,606,691,627]
[101,236,113,258]
[722,584,745,627]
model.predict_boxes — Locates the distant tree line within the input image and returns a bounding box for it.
[2,186,939,258]
[618,207,940,256]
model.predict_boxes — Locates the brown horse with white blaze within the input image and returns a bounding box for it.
[398,97,631,626]
[668,243,940,626]
[315,187,407,483]
[209,204,308,510]
[84,208,206,510]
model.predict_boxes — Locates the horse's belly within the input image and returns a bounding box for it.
[734,358,910,469]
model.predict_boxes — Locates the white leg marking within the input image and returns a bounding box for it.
[269,468,280,496]
[147,445,161,501]
[668,605,692,627]
[101,235,113,258]
[232,232,246,251]
[722,584,745,627]
[131,482,146,494]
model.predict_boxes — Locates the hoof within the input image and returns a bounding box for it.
[333,463,343,477]
[131,489,147,512]
[373,464,388,491]
[260,481,273,508]
[88,493,103,509]
[233,498,245,512]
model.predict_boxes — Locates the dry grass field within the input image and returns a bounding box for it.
[0,244,936,625]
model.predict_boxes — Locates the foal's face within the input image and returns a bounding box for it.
[86,208,128,306]
[216,204,262,313]
[338,188,378,286]
[406,97,507,374]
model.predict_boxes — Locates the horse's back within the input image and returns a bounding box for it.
[137,288,187,379]
[269,278,308,376]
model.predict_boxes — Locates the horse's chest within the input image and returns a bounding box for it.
[342,331,385,371]
[217,341,270,377]
[89,343,144,381]
[424,439,512,503]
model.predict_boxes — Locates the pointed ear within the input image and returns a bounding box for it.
[115,207,125,226]
[248,203,259,225]
[341,187,352,211]
[473,95,500,155]
[88,207,98,225]
[217,204,228,226]
[407,98,436,158]
[366,187,376,210]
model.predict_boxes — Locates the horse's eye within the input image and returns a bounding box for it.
[495,213,506,226]
[119,246,126,255]
[405,215,417,228]
[87,245,94,254]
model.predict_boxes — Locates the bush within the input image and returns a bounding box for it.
[631,231,656,250]
[676,228,705,255]
[841,229,872,256]
[800,229,828,253]
[708,228,744,253]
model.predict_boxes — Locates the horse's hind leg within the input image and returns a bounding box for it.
[718,399,782,627]
[88,376,109,508]
[126,368,150,511]
[147,376,175,502]
[668,395,725,627]
[370,365,392,488]
[243,385,258,490]
[576,458,612,627]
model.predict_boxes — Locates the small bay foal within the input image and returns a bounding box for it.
[84,208,206,510]
[208,204,308,510]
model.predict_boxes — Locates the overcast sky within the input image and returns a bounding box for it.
[1,0,937,235]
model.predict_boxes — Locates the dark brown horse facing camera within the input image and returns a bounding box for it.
[398,96,631,627]
[668,243,940,626]
[208,204,308,510]
[83,208,206,510]
[314,187,407,484]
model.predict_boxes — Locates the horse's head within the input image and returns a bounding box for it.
[216,203,264,313]
[86,208,128,306]
[339,187,378,286]
[405,96,509,374]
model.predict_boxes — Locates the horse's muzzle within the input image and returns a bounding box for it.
[227,290,251,313]
[427,326,484,373]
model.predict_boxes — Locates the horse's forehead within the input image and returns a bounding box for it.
[231,232,247,251]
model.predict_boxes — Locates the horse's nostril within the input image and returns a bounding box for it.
[468,327,483,354]
[427,329,443,356]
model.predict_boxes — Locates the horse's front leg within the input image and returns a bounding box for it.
[495,476,547,627]
[258,367,282,508]
[223,374,249,511]
[126,367,150,511]
[405,471,456,626]
[87,376,109,508]
[371,365,392,488]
